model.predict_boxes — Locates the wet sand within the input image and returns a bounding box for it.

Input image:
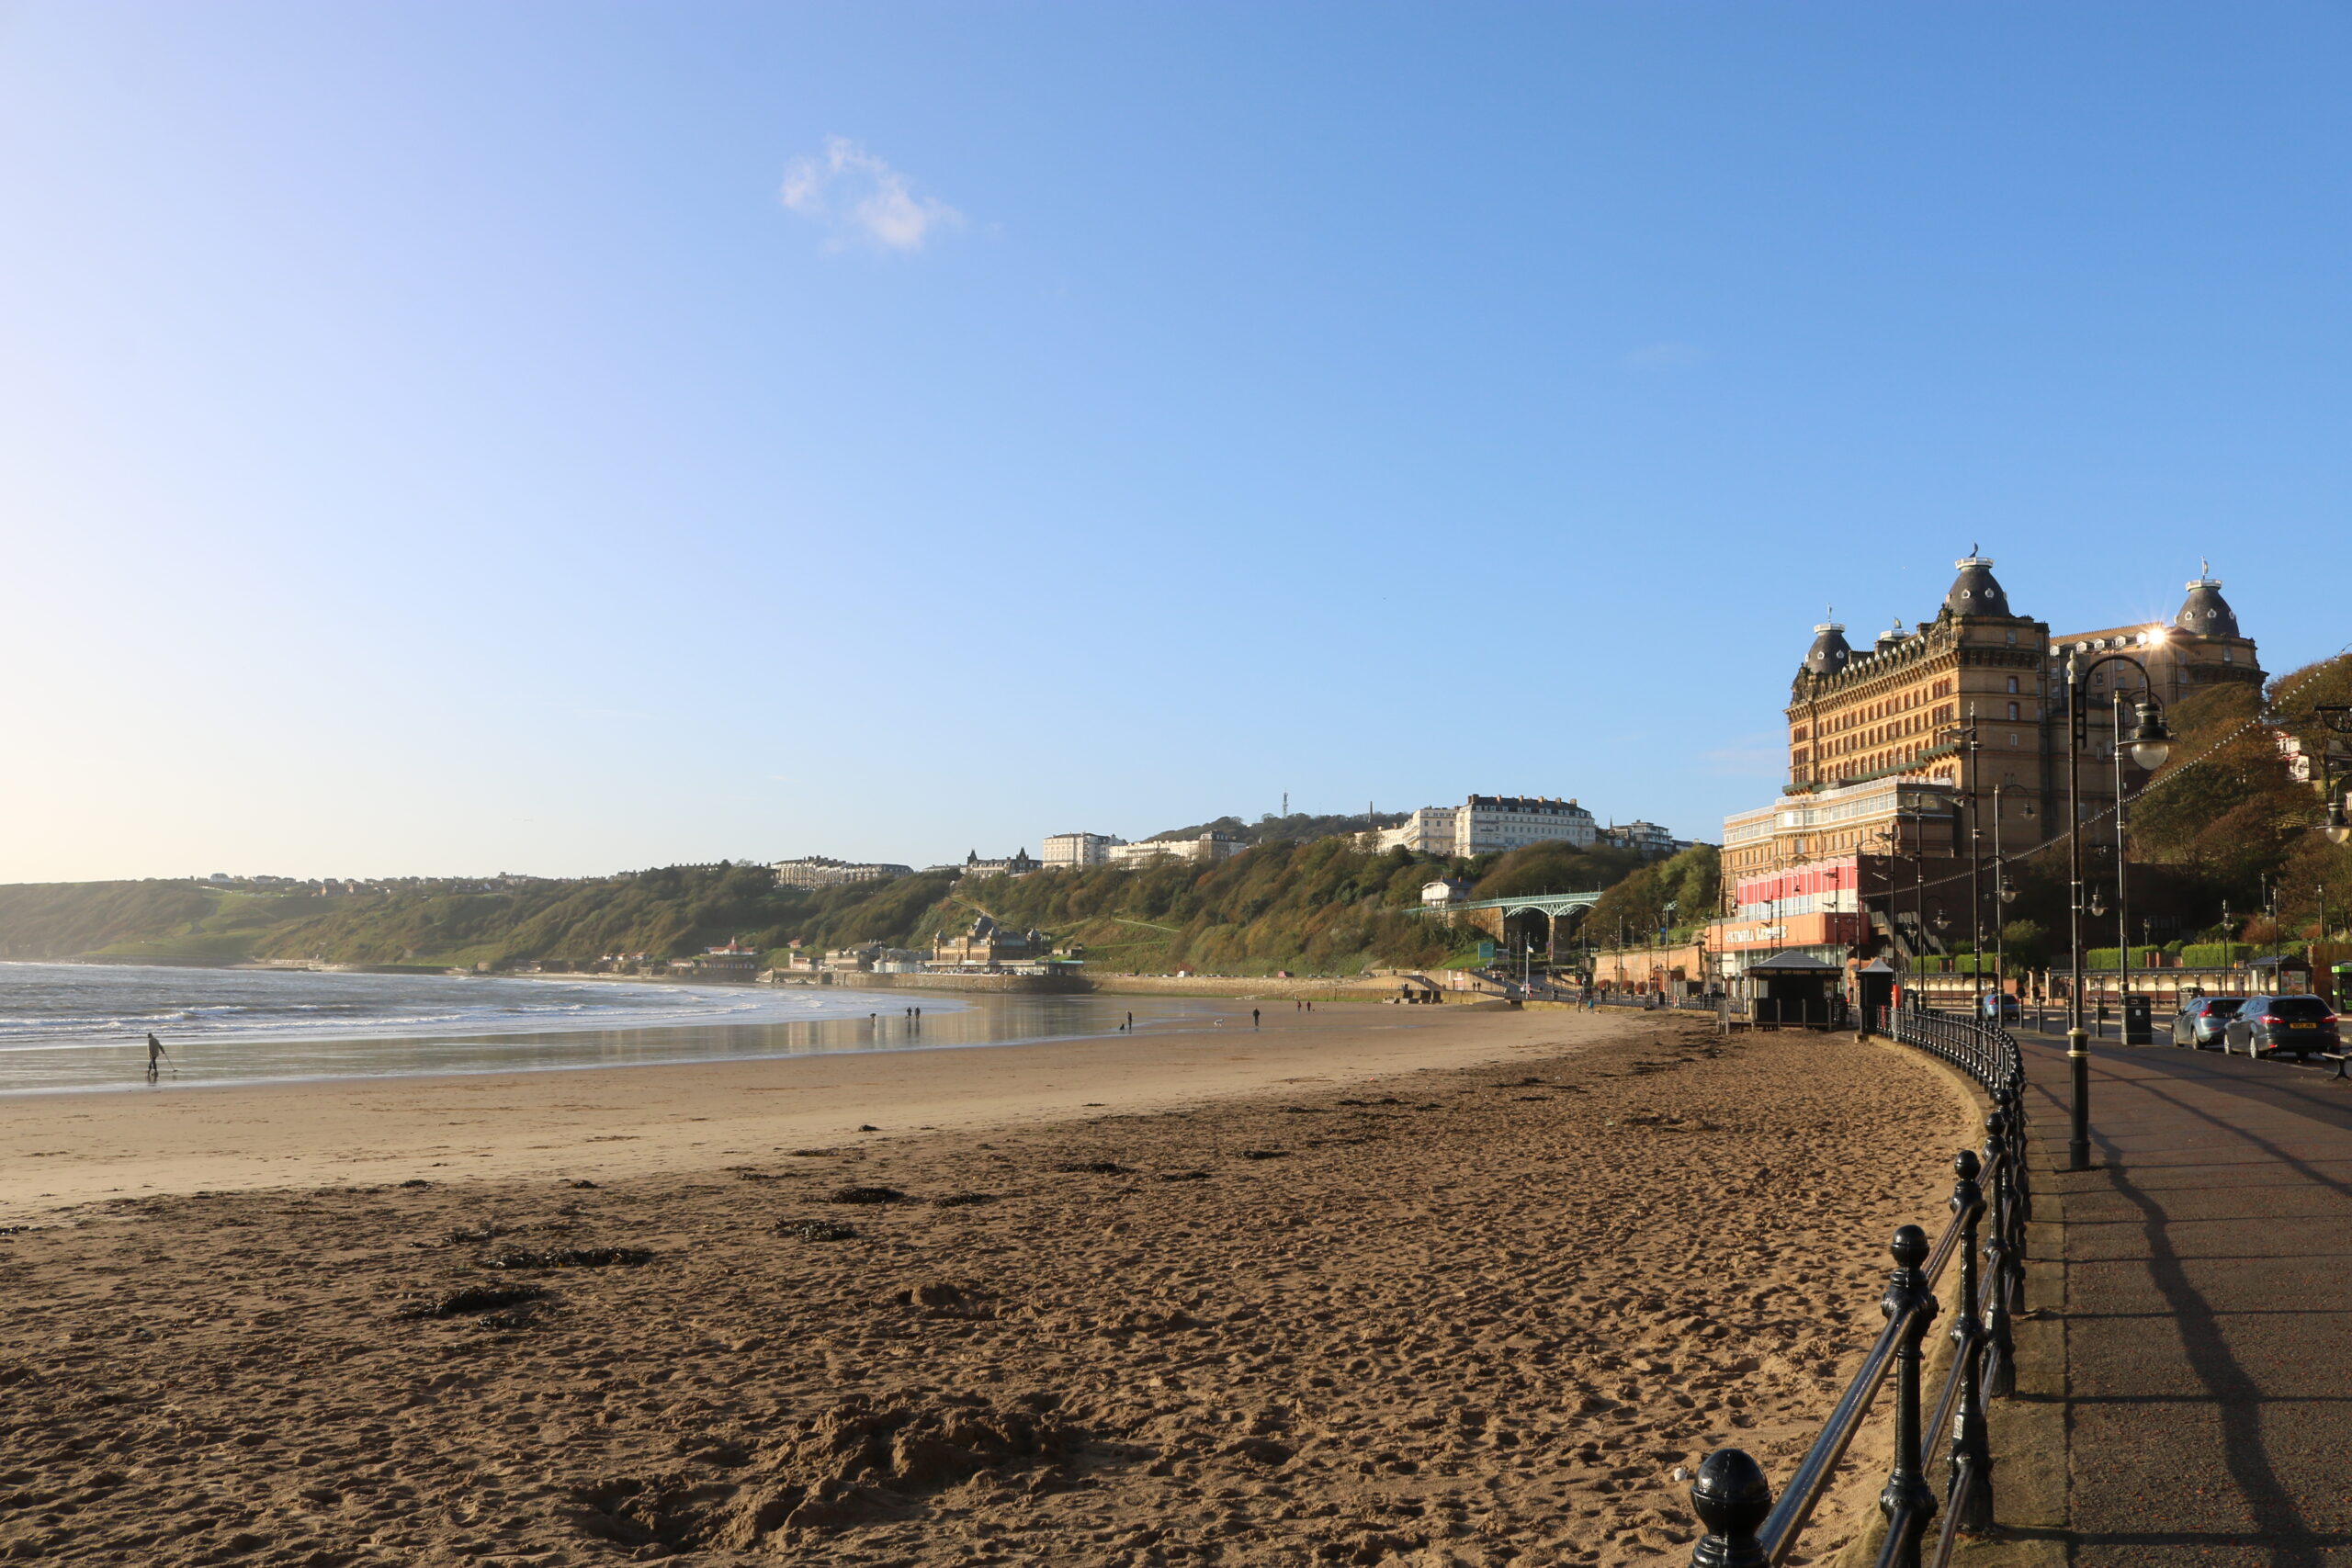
[0,1003,1543,1213]
[0,1009,1976,1565]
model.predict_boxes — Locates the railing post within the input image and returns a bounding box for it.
[1980,1113,2018,1399]
[1687,1448,1772,1568]
[1946,1152,1995,1533]
[1998,1081,2031,1300]
[1878,1224,1938,1567]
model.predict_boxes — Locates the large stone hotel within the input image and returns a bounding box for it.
[1710,554,2262,976]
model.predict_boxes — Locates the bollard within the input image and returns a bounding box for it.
[1946,1151,1995,1533]
[1877,1224,1939,1568]
[1686,1448,1772,1568]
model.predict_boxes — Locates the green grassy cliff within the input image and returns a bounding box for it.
[0,837,1704,977]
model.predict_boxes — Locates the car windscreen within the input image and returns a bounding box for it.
[2266,997,2333,1021]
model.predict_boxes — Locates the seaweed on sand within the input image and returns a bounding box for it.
[395,1284,548,1321]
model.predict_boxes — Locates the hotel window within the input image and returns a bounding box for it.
[2007,702,2019,721]
[2007,677,2018,694]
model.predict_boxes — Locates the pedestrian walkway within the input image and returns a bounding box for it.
[2016,1025,2352,1563]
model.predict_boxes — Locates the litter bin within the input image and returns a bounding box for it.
[2122,994,2154,1046]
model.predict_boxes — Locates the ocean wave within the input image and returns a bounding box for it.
[0,964,916,1055]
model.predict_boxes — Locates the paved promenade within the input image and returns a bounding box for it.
[2018,1024,2352,1564]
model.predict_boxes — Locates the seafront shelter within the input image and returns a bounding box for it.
[1746,950,1844,1028]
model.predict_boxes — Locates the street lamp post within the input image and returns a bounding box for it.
[1942,707,1990,1011]
[1914,830,1928,978]
[2317,705,2351,851]
[1934,908,1952,1002]
[2063,646,2173,1171]
[1966,712,1984,1006]
[2088,884,2109,1034]
[1992,787,2033,1014]
[2263,874,2280,992]
[2111,688,2140,1034]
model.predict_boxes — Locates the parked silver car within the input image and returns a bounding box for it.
[2224,996,2344,1060]
[2169,997,2243,1049]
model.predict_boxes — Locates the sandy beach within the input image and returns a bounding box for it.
[0,1006,1977,1565]
[0,1003,1546,1214]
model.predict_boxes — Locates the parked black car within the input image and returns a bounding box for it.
[2223,996,2343,1059]
[2169,997,2243,1049]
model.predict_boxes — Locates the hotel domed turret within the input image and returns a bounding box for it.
[1803,617,1851,676]
[2175,561,2240,639]
[1941,549,2010,617]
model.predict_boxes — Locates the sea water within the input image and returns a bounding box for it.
[0,963,1237,1094]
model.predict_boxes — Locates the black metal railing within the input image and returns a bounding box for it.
[1685,1009,2030,1567]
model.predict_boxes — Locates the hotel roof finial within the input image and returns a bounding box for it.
[2177,562,2236,636]
[1943,550,2007,616]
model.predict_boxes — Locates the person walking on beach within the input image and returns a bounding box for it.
[1251,1008,1261,1029]
[145,1032,169,1081]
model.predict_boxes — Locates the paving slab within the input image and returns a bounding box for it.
[2017,1026,2352,1563]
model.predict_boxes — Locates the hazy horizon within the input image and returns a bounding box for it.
[5,3,2346,883]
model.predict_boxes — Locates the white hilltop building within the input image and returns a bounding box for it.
[1375,795,1599,857]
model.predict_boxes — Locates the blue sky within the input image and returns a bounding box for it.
[2,2,2346,881]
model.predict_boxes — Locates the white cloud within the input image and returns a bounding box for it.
[779,137,965,253]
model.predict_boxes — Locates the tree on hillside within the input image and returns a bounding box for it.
[2128,654,2352,916]
[1582,846,1722,945]
[2132,683,2301,886]
[1468,841,1644,902]
[1140,810,1408,845]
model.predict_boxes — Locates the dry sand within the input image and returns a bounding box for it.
[0,1007,1977,1565]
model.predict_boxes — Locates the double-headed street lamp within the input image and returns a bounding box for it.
[2063,646,2174,1172]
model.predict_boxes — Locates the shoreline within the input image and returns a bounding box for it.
[0,994,1306,1103]
[0,1002,1585,1214]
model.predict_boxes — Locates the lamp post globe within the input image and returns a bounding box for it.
[2129,701,2174,771]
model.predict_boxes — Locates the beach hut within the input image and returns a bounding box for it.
[1854,958,1897,1032]
[1747,950,1845,1030]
